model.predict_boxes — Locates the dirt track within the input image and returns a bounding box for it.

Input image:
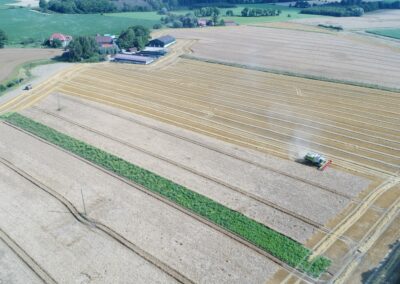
[164,26,400,89]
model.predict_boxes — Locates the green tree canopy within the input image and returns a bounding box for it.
[63,36,98,62]
[117,25,151,50]
[0,29,7,48]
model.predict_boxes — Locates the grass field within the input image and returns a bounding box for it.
[367,28,400,40]
[0,1,157,45]
[108,4,320,25]
[0,0,318,44]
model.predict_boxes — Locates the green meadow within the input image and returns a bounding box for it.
[367,28,400,40]
[0,0,317,45]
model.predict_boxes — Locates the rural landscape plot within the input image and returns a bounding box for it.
[1,15,400,283]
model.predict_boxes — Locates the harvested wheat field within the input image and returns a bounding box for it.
[0,48,62,83]
[1,50,399,283]
[46,60,400,178]
[165,26,400,89]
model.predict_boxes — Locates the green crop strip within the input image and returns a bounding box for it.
[2,113,331,277]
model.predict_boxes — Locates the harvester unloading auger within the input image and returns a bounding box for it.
[304,152,332,171]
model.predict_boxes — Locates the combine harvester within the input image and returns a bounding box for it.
[304,152,332,171]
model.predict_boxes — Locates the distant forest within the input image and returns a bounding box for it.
[41,0,290,14]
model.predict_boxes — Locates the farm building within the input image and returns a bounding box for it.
[113,54,154,65]
[96,34,119,54]
[138,47,167,57]
[198,19,207,27]
[49,33,72,47]
[224,20,238,26]
[148,35,176,48]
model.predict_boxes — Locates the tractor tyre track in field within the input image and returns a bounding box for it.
[49,94,360,200]
[33,105,345,234]
[67,74,400,159]
[0,228,56,284]
[0,156,193,284]
[1,121,320,284]
[57,85,399,176]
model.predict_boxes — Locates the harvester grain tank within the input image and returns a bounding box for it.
[304,152,332,171]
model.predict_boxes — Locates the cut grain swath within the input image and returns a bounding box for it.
[1,113,331,278]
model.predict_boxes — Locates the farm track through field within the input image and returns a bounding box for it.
[33,105,353,236]
[2,122,317,284]
[0,64,85,115]
[0,156,193,284]
[57,83,400,176]
[72,71,400,154]
[0,228,56,284]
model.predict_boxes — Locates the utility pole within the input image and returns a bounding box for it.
[57,93,61,111]
[80,188,87,216]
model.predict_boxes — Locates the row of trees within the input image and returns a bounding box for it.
[0,29,7,49]
[161,13,199,28]
[193,6,220,17]
[301,0,400,17]
[241,7,281,17]
[40,0,117,14]
[301,5,364,16]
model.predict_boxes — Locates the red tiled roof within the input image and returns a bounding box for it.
[95,36,113,44]
[50,33,72,42]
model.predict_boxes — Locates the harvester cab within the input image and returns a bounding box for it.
[304,152,332,171]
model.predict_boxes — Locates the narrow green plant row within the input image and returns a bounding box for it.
[2,113,331,277]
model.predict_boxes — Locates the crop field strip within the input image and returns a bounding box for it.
[32,105,353,238]
[88,65,400,144]
[0,156,192,284]
[168,27,400,88]
[52,62,400,176]
[174,27,400,62]
[57,76,400,159]
[45,94,362,199]
[56,82,397,178]
[79,63,400,142]
[1,113,332,278]
[182,29,400,68]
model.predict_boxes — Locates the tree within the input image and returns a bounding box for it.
[117,25,150,50]
[0,29,7,48]
[63,36,98,62]
[39,0,48,10]
[225,10,234,16]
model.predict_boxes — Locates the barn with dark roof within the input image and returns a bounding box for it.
[147,35,176,48]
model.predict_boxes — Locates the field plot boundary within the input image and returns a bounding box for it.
[1,113,332,278]
[181,55,400,94]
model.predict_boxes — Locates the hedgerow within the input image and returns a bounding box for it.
[2,113,331,277]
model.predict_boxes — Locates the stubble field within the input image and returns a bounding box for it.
[165,26,400,89]
[1,28,400,283]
